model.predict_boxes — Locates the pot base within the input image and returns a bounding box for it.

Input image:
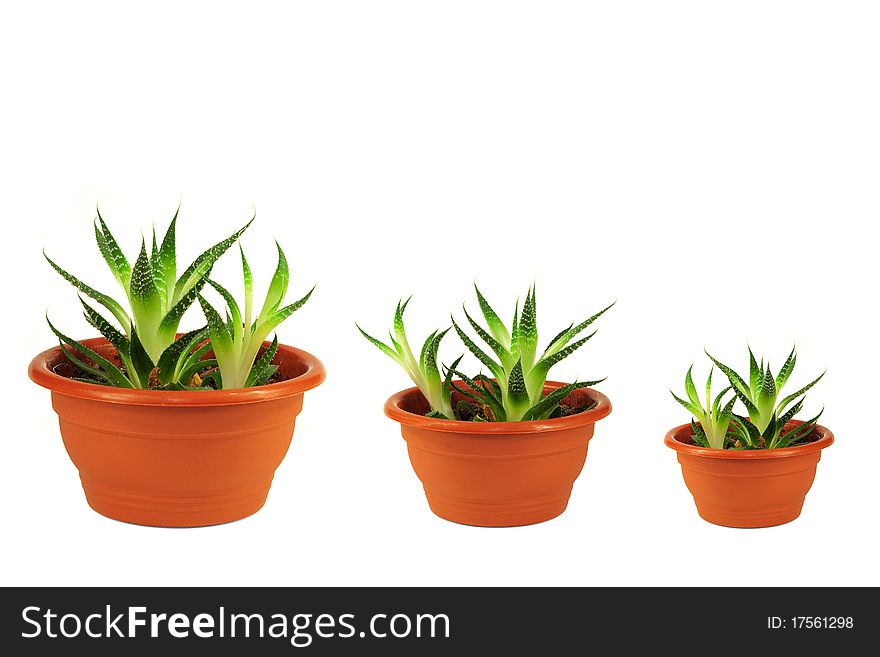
[695,501,803,529]
[81,476,273,528]
[425,489,571,527]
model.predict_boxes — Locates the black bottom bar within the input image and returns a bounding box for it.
[1,587,870,655]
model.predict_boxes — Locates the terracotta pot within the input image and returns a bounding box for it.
[29,337,325,527]
[665,420,834,528]
[384,382,612,527]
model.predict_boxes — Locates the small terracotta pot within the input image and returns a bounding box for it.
[665,420,834,528]
[384,382,612,527]
[29,337,325,527]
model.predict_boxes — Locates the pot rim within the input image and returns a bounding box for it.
[664,420,834,459]
[28,336,326,406]
[384,381,612,434]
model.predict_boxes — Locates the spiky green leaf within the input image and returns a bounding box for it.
[240,246,253,329]
[524,381,600,421]
[534,330,597,372]
[748,347,762,396]
[129,329,155,388]
[518,285,538,368]
[474,283,510,346]
[451,317,502,379]
[684,365,700,408]
[705,351,752,399]
[357,324,401,363]
[462,306,507,360]
[44,252,132,332]
[776,346,797,390]
[156,327,207,385]
[158,275,209,337]
[46,316,132,388]
[174,215,253,303]
[158,207,178,301]
[543,301,615,357]
[777,371,825,414]
[671,391,702,418]
[263,285,315,330]
[94,208,131,285]
[246,335,280,387]
[79,296,130,356]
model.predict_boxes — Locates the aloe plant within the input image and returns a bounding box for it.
[198,243,314,389]
[44,206,251,388]
[358,286,612,422]
[706,347,825,449]
[357,298,458,419]
[446,285,611,421]
[670,366,736,449]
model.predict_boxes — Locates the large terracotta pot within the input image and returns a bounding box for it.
[384,382,612,527]
[29,337,325,527]
[665,420,834,528]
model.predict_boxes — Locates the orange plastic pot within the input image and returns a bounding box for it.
[29,337,325,527]
[665,421,834,528]
[384,382,612,527]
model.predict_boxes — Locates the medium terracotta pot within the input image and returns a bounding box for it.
[665,420,834,528]
[29,337,325,527]
[384,382,612,527]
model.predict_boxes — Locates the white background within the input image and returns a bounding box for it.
[2,1,878,587]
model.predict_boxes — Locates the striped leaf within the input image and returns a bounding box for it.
[263,285,315,331]
[462,305,507,361]
[94,208,131,285]
[158,275,209,337]
[129,239,162,324]
[518,285,538,369]
[46,316,132,388]
[173,215,253,304]
[198,294,232,351]
[441,354,464,411]
[748,347,762,396]
[705,351,751,399]
[241,246,253,329]
[524,381,600,421]
[775,409,823,448]
[44,252,131,332]
[245,335,279,387]
[474,283,510,346]
[357,324,402,363]
[535,330,597,372]
[150,226,168,304]
[777,371,825,415]
[776,346,797,390]
[207,279,243,341]
[671,391,702,419]
[156,327,207,385]
[542,301,615,358]
[506,359,531,420]
[158,207,178,303]
[129,329,155,388]
[684,365,701,408]
[448,368,505,421]
[451,317,502,379]
[79,296,130,356]
[257,241,289,320]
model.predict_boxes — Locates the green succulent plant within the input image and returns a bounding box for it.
[672,347,825,449]
[357,297,458,419]
[358,286,612,422]
[198,243,314,389]
[448,285,612,421]
[670,366,736,449]
[707,347,824,449]
[44,206,251,389]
